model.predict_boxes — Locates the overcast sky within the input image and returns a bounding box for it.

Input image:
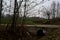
[3,0,60,18]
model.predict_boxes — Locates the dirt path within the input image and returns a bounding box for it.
[0,24,60,28]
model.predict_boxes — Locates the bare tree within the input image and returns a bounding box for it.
[0,0,3,25]
[46,11,51,19]
[4,0,51,40]
[51,1,56,19]
[40,6,51,19]
[57,2,60,17]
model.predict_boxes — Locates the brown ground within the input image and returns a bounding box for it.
[0,25,60,40]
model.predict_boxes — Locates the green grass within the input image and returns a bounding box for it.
[1,17,60,25]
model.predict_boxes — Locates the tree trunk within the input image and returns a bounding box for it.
[11,0,17,40]
[0,0,3,25]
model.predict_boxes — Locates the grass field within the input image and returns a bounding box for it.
[1,17,60,25]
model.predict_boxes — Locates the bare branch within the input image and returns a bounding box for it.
[27,0,48,12]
